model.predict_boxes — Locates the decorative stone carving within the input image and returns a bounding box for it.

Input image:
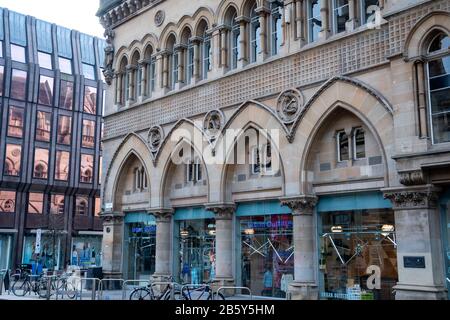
[103,28,116,85]
[203,109,225,140]
[151,208,174,223]
[383,186,440,209]
[205,203,235,220]
[277,89,304,124]
[154,10,165,27]
[148,125,164,152]
[280,195,318,215]
[399,170,426,186]
[101,212,125,224]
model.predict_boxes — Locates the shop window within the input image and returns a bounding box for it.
[353,128,366,159]
[33,148,49,179]
[80,154,94,183]
[50,194,65,215]
[94,198,101,217]
[361,0,380,25]
[59,80,74,110]
[4,144,22,176]
[319,209,398,300]
[36,111,51,142]
[308,0,322,42]
[186,160,202,183]
[427,33,450,144]
[57,115,72,145]
[178,219,216,284]
[75,196,88,215]
[23,234,63,270]
[38,52,53,69]
[11,69,27,101]
[11,44,26,63]
[337,130,349,162]
[271,1,283,56]
[0,66,4,96]
[0,191,16,213]
[333,0,349,34]
[250,3,261,63]
[251,143,272,175]
[84,86,97,114]
[71,236,102,268]
[127,222,156,279]
[38,75,54,106]
[82,63,96,80]
[240,215,294,298]
[82,119,95,148]
[55,151,70,181]
[7,106,24,138]
[59,57,72,74]
[28,192,44,214]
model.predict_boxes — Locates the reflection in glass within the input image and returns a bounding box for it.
[38,75,54,105]
[59,57,72,74]
[80,154,94,183]
[250,4,261,63]
[57,115,72,145]
[50,194,65,215]
[4,144,21,176]
[82,63,96,80]
[7,106,24,138]
[0,66,4,96]
[38,52,53,69]
[33,148,49,179]
[84,86,97,114]
[11,69,27,101]
[59,81,74,109]
[76,196,88,215]
[55,151,70,181]
[240,215,294,298]
[363,0,380,24]
[127,222,156,279]
[0,190,16,213]
[28,193,44,214]
[95,198,101,217]
[11,44,26,63]
[82,119,95,148]
[309,0,322,42]
[334,0,349,33]
[36,111,51,142]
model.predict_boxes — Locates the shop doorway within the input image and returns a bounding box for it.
[125,223,156,280]
[440,194,450,300]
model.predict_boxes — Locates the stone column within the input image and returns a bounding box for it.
[101,213,125,280]
[126,65,136,104]
[236,16,249,68]
[256,7,270,61]
[383,185,447,300]
[190,36,202,83]
[295,0,306,45]
[219,26,230,69]
[415,60,428,138]
[115,72,122,105]
[319,0,330,40]
[138,59,147,100]
[162,51,169,89]
[205,203,236,286]
[346,0,357,31]
[174,44,185,89]
[151,209,174,279]
[280,195,319,300]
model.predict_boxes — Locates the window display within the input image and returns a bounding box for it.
[0,234,12,270]
[319,209,398,300]
[178,219,216,284]
[23,234,63,271]
[240,215,294,298]
[126,222,156,280]
[71,236,102,268]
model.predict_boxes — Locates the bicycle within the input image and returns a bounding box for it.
[129,276,182,300]
[55,272,77,300]
[179,281,225,300]
[11,272,56,298]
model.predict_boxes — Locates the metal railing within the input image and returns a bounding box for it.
[121,279,151,300]
[98,278,125,300]
[149,281,177,300]
[75,277,101,300]
[216,286,252,300]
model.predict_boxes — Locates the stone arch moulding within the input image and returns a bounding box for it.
[102,133,153,212]
[216,0,241,25]
[403,11,450,61]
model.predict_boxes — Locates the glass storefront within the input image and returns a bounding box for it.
[440,190,450,300]
[71,235,102,268]
[240,215,294,298]
[125,222,156,280]
[319,209,398,300]
[23,233,64,271]
[0,234,13,270]
[177,219,216,284]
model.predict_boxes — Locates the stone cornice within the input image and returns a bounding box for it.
[205,202,236,220]
[382,185,441,210]
[279,195,318,215]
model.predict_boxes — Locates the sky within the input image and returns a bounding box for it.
[0,0,105,38]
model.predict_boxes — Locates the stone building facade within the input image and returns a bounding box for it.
[97,0,450,299]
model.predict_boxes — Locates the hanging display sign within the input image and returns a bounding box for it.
[35,229,42,254]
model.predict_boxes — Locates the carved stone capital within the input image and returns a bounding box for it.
[399,170,426,186]
[280,195,318,215]
[101,212,125,224]
[383,185,441,210]
[149,208,174,223]
[205,203,235,220]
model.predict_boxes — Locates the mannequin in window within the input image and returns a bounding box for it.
[262,266,273,296]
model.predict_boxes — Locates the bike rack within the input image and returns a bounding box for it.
[216,286,253,300]
[98,278,125,300]
[149,281,177,300]
[44,275,58,300]
[180,284,213,300]
[121,279,151,300]
[76,277,101,300]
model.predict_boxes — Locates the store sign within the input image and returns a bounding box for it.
[245,220,293,230]
[404,256,426,268]
[35,229,42,254]
[105,202,113,212]
[132,226,156,233]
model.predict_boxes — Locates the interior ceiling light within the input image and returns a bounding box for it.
[331,226,343,233]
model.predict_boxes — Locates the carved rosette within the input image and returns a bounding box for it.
[203,110,225,140]
[205,203,235,220]
[280,195,318,215]
[277,89,304,124]
[154,10,165,27]
[383,186,440,209]
[399,170,426,186]
[148,125,164,153]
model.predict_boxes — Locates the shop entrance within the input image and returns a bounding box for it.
[125,222,156,280]
[440,191,450,300]
[319,209,398,300]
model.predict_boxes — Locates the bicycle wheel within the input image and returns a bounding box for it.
[12,279,30,297]
[38,278,56,299]
[64,282,77,300]
[209,292,225,300]
[129,288,153,300]
[163,290,184,300]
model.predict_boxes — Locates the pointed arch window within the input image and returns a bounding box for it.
[337,130,349,162]
[353,128,366,160]
[271,1,283,56]
[202,32,212,80]
[231,12,241,70]
[250,3,261,63]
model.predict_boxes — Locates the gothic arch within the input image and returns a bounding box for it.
[217,0,241,25]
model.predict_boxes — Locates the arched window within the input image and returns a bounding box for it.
[181,28,193,85]
[337,130,349,162]
[144,45,156,96]
[116,57,128,105]
[271,1,283,56]
[81,169,92,183]
[426,32,450,144]
[353,128,366,159]
[226,8,240,70]
[76,197,88,215]
[197,20,211,80]
[130,51,140,101]
[34,163,48,179]
[166,35,177,90]
[250,3,261,63]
